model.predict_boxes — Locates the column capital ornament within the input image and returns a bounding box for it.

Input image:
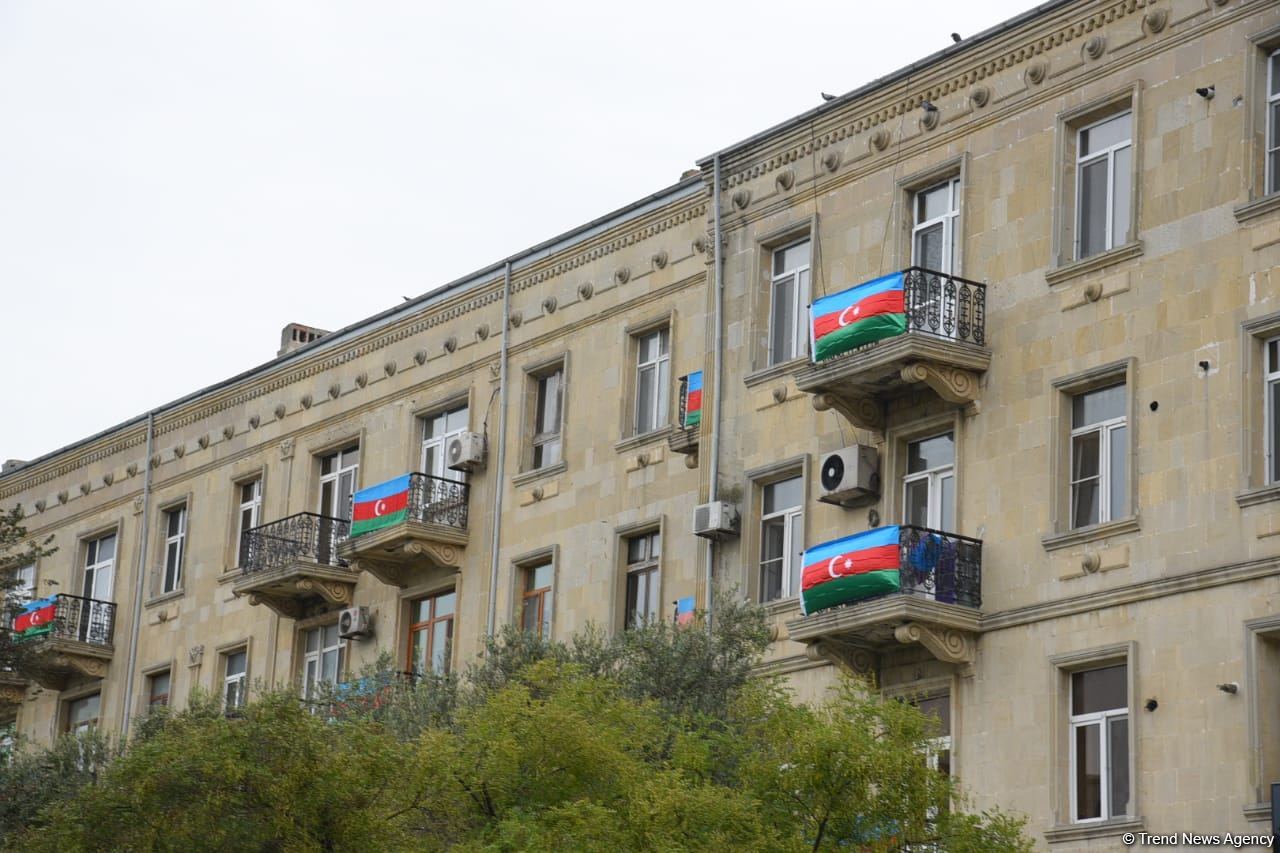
[811,392,884,431]
[900,362,980,404]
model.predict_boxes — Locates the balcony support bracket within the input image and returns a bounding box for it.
[900,362,981,406]
[811,392,884,432]
[805,638,877,676]
[893,621,976,665]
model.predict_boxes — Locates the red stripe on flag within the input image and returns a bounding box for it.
[813,291,905,340]
[352,490,409,522]
[13,603,57,634]
[686,389,702,412]
[801,544,900,591]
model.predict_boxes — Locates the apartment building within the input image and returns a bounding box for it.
[4,0,1280,846]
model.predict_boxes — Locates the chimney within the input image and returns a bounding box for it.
[278,323,331,357]
[680,168,701,181]
[2,459,27,475]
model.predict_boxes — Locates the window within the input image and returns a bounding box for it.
[421,405,469,483]
[759,475,804,603]
[301,625,343,701]
[408,590,456,675]
[633,329,670,435]
[11,563,35,605]
[1266,338,1280,485]
[1070,664,1130,822]
[319,446,360,521]
[147,670,171,709]
[623,532,661,628]
[235,479,262,568]
[1268,48,1280,195]
[161,504,187,594]
[912,178,960,275]
[903,433,955,531]
[224,650,248,709]
[65,693,100,735]
[531,368,564,469]
[82,533,116,603]
[769,240,811,365]
[1075,112,1132,260]
[917,694,952,776]
[1070,384,1127,528]
[520,561,553,640]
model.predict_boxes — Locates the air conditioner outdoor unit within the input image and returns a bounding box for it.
[693,501,740,540]
[337,606,371,640]
[446,431,486,472]
[818,445,881,506]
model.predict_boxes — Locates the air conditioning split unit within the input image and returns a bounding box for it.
[446,431,487,472]
[693,501,740,540]
[818,445,881,506]
[337,606,372,640]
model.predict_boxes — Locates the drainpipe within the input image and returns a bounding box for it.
[705,155,725,632]
[486,261,513,636]
[120,411,154,740]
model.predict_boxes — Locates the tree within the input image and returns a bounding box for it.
[0,503,58,673]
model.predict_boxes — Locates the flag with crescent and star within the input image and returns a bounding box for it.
[13,595,58,638]
[350,474,412,537]
[799,526,901,616]
[682,371,703,428]
[809,271,907,362]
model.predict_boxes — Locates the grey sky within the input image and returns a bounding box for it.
[0,1,1032,463]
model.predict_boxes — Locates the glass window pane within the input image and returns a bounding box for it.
[227,652,246,677]
[1269,340,1279,375]
[323,623,339,648]
[1271,53,1280,96]
[431,620,451,673]
[321,649,338,683]
[321,453,335,475]
[918,183,950,222]
[521,596,540,633]
[411,628,427,673]
[1111,145,1131,247]
[627,537,646,564]
[788,512,803,597]
[98,535,116,563]
[1073,665,1127,715]
[529,563,553,590]
[1271,381,1280,483]
[1109,716,1130,816]
[908,433,955,473]
[649,531,661,558]
[306,628,319,654]
[760,559,783,602]
[940,474,955,532]
[763,476,803,514]
[637,365,656,433]
[904,479,930,528]
[774,240,809,274]
[914,223,944,271]
[770,275,796,363]
[1075,723,1102,820]
[1080,112,1131,156]
[917,695,951,736]
[436,591,456,617]
[446,407,469,434]
[1108,425,1127,519]
[1072,480,1100,529]
[1078,158,1109,258]
[656,358,669,426]
[1073,384,1126,426]
[1072,431,1101,481]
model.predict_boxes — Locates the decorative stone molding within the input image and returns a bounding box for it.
[79,481,90,496]
[919,110,939,132]
[822,151,841,172]
[301,394,313,410]
[475,323,490,342]
[1025,60,1048,85]
[223,424,235,440]
[776,169,795,191]
[172,444,184,459]
[1081,551,1102,574]
[900,362,981,405]
[197,434,209,449]
[384,360,397,377]
[354,371,368,388]
[869,129,890,152]
[969,85,991,108]
[279,438,295,460]
[531,485,545,502]
[772,386,788,404]
[1209,0,1228,6]
[414,348,428,366]
[1143,8,1167,32]
[132,496,144,515]
[33,499,45,513]
[731,188,751,210]
[101,472,113,487]
[443,336,458,353]
[805,639,875,674]
[249,415,260,429]
[1084,35,1106,59]
[150,453,161,469]
[542,297,557,315]
[295,578,354,607]
[489,361,500,379]
[614,267,631,286]
[509,309,523,327]
[692,235,707,255]
[327,383,340,400]
[651,250,668,270]
[274,403,287,420]
[893,622,976,665]
[126,462,139,477]
[811,392,884,431]
[188,645,204,667]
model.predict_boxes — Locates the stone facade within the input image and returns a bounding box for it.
[4,0,1280,847]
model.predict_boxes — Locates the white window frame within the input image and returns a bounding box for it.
[911,178,960,275]
[301,625,344,702]
[532,368,564,469]
[1070,388,1127,529]
[224,649,248,709]
[768,239,811,365]
[759,476,804,603]
[161,504,187,594]
[65,693,100,735]
[83,533,116,602]
[1074,111,1132,260]
[235,479,262,568]
[12,563,35,605]
[319,446,360,521]
[1268,48,1280,196]
[147,670,171,709]
[1266,337,1280,484]
[623,531,661,628]
[634,328,671,436]
[1068,670,1129,823]
[902,433,956,532]
[420,405,470,484]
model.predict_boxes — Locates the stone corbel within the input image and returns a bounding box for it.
[295,578,353,607]
[893,622,976,665]
[811,392,884,432]
[0,684,26,706]
[56,654,109,680]
[900,362,980,405]
[247,592,305,620]
[804,638,877,676]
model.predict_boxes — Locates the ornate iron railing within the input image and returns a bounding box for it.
[898,525,982,608]
[406,472,469,529]
[240,512,351,574]
[30,594,117,647]
[901,267,987,346]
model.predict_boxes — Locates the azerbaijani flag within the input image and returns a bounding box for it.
[800,527,901,616]
[683,372,703,428]
[13,595,58,638]
[809,272,907,362]
[350,475,411,537]
[675,596,696,626]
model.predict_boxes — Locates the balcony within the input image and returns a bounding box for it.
[795,268,990,431]
[667,372,702,467]
[233,513,355,618]
[337,473,468,588]
[786,526,982,672]
[15,594,116,690]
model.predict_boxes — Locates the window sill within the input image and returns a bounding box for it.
[1044,241,1143,287]
[1243,801,1272,823]
[512,460,567,488]
[145,589,184,608]
[744,357,808,388]
[1043,816,1143,844]
[218,568,243,585]
[1041,515,1139,552]
[1236,483,1280,508]
[1234,193,1280,224]
[615,426,672,454]
[763,597,801,619]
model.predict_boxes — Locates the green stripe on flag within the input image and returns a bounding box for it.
[684,410,701,428]
[814,313,907,362]
[351,508,408,537]
[801,569,900,614]
[14,625,53,642]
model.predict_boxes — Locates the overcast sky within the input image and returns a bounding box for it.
[0,1,1033,464]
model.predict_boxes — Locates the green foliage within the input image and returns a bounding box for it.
[0,504,58,673]
[0,727,113,841]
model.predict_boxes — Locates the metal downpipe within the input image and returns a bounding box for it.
[486,261,513,636]
[705,154,725,632]
[120,411,154,739]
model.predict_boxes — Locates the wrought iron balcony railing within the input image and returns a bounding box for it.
[405,472,469,529]
[15,594,117,648]
[901,267,987,346]
[897,525,982,608]
[240,512,351,574]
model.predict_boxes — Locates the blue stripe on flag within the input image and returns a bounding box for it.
[810,271,905,317]
[21,595,58,613]
[686,371,702,392]
[353,474,412,505]
[803,526,900,569]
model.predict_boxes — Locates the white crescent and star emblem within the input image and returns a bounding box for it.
[30,611,45,626]
[837,305,861,326]
[373,499,387,517]
[825,555,855,579]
